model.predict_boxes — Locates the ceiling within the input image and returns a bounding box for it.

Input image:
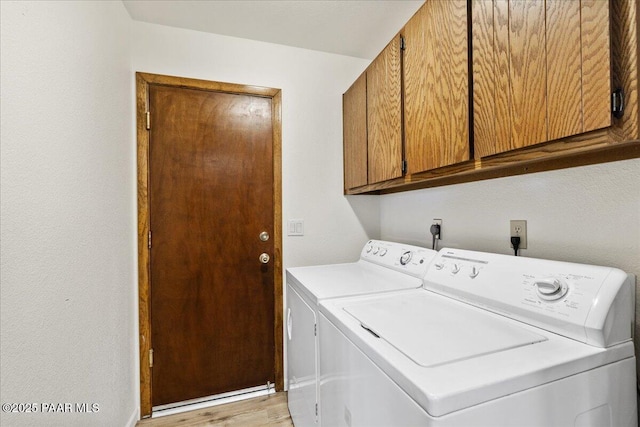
[122,0,424,59]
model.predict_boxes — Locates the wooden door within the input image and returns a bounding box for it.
[404,0,469,173]
[343,73,368,191]
[149,84,275,407]
[472,0,612,157]
[367,35,403,184]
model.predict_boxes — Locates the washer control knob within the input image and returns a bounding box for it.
[400,251,413,265]
[379,248,388,256]
[451,263,461,274]
[373,246,380,255]
[366,245,373,253]
[434,263,444,270]
[535,277,568,301]
[469,266,479,278]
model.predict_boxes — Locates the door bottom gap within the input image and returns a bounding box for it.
[151,383,275,418]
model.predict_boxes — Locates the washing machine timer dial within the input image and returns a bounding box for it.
[400,250,413,265]
[535,277,569,301]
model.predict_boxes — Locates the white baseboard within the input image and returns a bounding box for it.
[125,407,139,427]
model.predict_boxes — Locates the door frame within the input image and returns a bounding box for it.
[135,72,283,417]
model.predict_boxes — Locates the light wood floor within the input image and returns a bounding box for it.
[137,392,294,426]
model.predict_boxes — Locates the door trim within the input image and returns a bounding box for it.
[135,72,283,418]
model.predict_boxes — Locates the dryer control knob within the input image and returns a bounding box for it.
[400,251,413,265]
[373,246,380,255]
[451,264,461,274]
[535,278,568,301]
[434,263,444,270]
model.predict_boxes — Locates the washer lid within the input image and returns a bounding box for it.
[346,291,547,367]
[287,262,422,304]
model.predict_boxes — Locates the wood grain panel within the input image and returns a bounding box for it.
[136,72,153,418]
[271,90,283,392]
[546,0,582,140]
[405,0,469,173]
[136,72,283,417]
[472,0,497,158]
[509,0,547,149]
[582,0,612,132]
[346,139,640,195]
[493,0,512,154]
[436,0,469,168]
[343,73,368,190]
[610,0,639,141]
[403,4,430,172]
[347,0,639,196]
[367,36,402,184]
[150,86,275,406]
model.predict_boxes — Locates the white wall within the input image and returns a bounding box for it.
[380,158,640,276]
[131,22,379,268]
[0,2,137,426]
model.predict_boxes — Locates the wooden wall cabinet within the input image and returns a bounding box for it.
[343,73,368,190]
[343,0,639,195]
[472,0,612,158]
[343,36,403,192]
[404,0,470,173]
[367,35,403,184]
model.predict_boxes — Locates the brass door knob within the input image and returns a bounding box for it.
[259,253,270,264]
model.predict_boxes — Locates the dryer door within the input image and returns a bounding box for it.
[286,284,318,426]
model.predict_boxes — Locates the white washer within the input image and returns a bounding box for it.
[320,248,637,427]
[286,240,438,427]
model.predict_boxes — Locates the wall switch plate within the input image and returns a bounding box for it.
[288,219,304,236]
[510,220,527,249]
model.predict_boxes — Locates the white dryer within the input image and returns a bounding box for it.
[320,248,637,426]
[286,240,438,427]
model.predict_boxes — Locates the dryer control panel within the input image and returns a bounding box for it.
[424,248,634,348]
[361,240,437,279]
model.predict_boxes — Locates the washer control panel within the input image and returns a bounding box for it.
[424,248,633,347]
[361,240,437,278]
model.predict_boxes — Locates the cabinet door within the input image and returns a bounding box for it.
[367,35,403,184]
[472,0,612,157]
[343,73,368,191]
[404,0,470,173]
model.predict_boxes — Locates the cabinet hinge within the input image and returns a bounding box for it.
[146,111,151,130]
[149,349,154,368]
[148,230,152,249]
[401,160,407,174]
[612,88,624,119]
[315,403,318,417]
[314,324,317,336]
[400,36,406,51]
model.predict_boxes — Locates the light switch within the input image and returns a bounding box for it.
[288,219,304,236]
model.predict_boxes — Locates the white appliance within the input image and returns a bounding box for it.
[320,248,637,427]
[286,240,438,427]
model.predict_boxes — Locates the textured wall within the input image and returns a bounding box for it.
[0,2,137,426]
[380,159,640,274]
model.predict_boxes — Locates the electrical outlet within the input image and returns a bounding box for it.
[510,220,527,249]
